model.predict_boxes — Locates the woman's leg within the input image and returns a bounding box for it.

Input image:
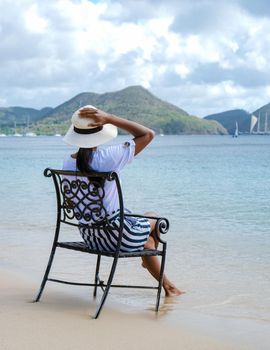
[142,212,184,297]
[144,211,160,249]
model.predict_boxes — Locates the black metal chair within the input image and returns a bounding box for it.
[35,168,169,319]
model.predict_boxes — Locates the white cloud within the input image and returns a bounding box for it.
[0,0,270,116]
[23,3,48,33]
[0,96,7,106]
[152,80,266,117]
[175,64,190,78]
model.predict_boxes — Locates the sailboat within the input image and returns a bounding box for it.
[232,121,239,137]
[250,115,258,134]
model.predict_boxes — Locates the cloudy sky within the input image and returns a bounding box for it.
[1,0,270,116]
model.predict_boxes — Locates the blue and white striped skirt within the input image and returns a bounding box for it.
[79,211,151,253]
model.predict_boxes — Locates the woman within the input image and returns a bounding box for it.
[63,105,183,297]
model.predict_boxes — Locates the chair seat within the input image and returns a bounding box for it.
[36,169,168,318]
[57,241,163,258]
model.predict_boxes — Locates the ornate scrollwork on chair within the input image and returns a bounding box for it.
[35,168,169,319]
[60,176,108,225]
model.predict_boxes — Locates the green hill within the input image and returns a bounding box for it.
[0,86,227,135]
[204,109,251,134]
[0,106,53,134]
[32,86,227,135]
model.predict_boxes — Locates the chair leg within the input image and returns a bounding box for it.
[34,244,57,302]
[93,255,101,298]
[93,256,118,319]
[155,248,166,312]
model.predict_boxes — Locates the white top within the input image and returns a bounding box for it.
[62,140,135,216]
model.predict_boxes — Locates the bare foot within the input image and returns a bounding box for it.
[164,283,185,297]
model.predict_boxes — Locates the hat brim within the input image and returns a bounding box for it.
[63,123,118,148]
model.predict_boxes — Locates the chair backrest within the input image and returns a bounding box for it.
[44,168,124,231]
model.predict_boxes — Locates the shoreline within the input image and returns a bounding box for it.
[1,135,270,350]
[0,267,261,350]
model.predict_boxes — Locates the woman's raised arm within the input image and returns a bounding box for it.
[79,107,155,155]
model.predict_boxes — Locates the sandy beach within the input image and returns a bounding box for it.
[0,268,243,350]
[1,136,270,350]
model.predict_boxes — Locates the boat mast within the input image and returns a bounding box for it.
[257,112,261,133]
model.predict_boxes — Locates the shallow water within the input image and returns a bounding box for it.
[0,135,269,328]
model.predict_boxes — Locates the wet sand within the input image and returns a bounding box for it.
[0,268,241,350]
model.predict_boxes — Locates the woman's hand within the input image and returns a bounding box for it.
[79,106,155,156]
[79,107,110,127]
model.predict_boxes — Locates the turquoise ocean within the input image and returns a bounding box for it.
[0,135,269,345]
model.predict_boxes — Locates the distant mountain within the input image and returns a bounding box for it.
[0,86,227,135]
[204,109,251,134]
[33,86,227,135]
[253,102,270,117]
[0,106,53,134]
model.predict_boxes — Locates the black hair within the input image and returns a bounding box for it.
[76,148,102,185]
[76,148,93,174]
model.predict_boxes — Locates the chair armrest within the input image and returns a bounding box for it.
[124,213,169,244]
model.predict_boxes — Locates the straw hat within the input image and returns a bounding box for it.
[63,105,118,148]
